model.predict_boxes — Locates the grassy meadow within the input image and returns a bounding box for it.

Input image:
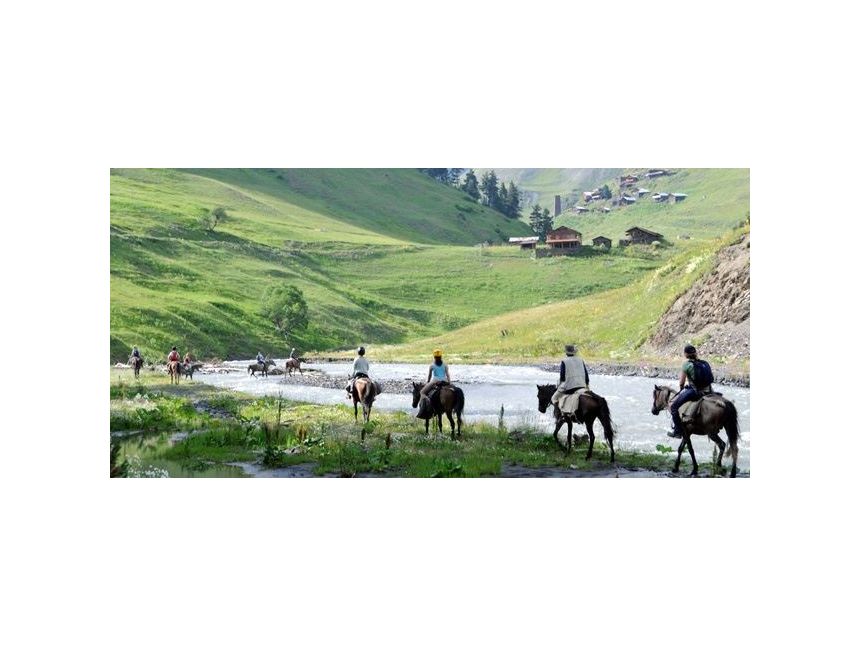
[110,168,749,366]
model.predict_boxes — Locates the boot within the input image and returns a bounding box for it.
[668,411,684,438]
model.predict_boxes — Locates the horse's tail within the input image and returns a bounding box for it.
[723,400,739,450]
[598,395,614,443]
[454,387,465,416]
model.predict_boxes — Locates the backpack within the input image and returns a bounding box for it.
[691,359,714,389]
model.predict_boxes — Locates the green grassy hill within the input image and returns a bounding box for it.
[111,169,659,362]
[553,168,750,242]
[110,168,749,365]
[374,225,749,367]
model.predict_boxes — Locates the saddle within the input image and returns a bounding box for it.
[679,393,725,424]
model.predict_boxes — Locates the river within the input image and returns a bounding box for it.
[192,361,751,471]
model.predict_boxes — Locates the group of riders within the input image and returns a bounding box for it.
[130,340,715,437]
[344,342,714,437]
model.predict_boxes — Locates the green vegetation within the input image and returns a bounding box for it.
[111,168,748,367]
[375,225,749,366]
[110,372,676,478]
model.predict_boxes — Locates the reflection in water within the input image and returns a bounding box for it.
[112,430,247,478]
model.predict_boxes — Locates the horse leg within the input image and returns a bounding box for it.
[353,399,358,422]
[710,433,726,473]
[424,418,430,435]
[686,434,698,476]
[585,417,595,460]
[673,437,687,473]
[553,418,564,449]
[456,412,462,437]
[567,419,573,455]
[446,410,456,439]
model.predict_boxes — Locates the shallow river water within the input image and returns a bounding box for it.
[192,361,751,472]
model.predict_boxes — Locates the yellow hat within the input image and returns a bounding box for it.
[432,348,443,358]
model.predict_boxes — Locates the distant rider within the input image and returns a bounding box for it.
[668,344,713,438]
[256,351,265,365]
[289,347,298,360]
[129,346,141,362]
[346,346,370,396]
[420,349,451,398]
[184,352,194,365]
[167,346,180,363]
[551,344,590,419]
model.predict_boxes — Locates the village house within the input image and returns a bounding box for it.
[592,236,612,249]
[575,205,589,213]
[508,236,539,250]
[652,192,670,202]
[602,206,611,213]
[620,174,639,187]
[620,195,637,205]
[645,169,668,178]
[637,188,651,197]
[671,193,688,202]
[619,226,664,246]
[582,191,594,202]
[542,226,582,254]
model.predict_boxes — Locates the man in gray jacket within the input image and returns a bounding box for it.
[551,344,590,419]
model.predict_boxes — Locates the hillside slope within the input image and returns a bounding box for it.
[480,168,621,211]
[373,226,749,367]
[648,233,750,362]
[110,169,657,362]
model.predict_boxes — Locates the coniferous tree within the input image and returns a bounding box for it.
[461,169,480,200]
[507,182,522,219]
[498,183,509,215]
[447,168,464,186]
[480,171,500,209]
[529,204,546,239]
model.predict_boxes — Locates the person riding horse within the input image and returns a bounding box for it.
[551,344,590,421]
[256,351,265,366]
[668,344,713,438]
[420,349,451,399]
[167,347,180,363]
[130,346,141,361]
[346,346,370,397]
[290,347,297,360]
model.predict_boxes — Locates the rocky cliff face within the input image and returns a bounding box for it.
[649,234,750,361]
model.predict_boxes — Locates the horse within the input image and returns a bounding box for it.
[411,382,464,439]
[651,385,740,477]
[182,362,203,380]
[167,360,182,385]
[130,356,143,378]
[285,357,303,376]
[248,358,275,377]
[536,384,615,461]
[351,377,377,430]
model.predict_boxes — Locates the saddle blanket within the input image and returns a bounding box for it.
[551,389,582,416]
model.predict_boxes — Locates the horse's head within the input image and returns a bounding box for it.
[411,382,422,408]
[652,384,673,415]
[536,384,555,413]
[266,359,276,367]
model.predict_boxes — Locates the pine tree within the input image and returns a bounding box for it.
[447,168,464,186]
[480,171,500,209]
[529,204,545,238]
[461,169,480,200]
[507,181,522,219]
[541,208,553,235]
[498,183,509,216]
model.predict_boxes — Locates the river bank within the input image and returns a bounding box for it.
[110,369,749,478]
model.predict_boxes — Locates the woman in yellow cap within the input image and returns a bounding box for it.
[420,348,451,398]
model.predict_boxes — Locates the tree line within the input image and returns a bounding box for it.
[419,168,522,219]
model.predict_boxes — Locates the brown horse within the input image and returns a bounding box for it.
[130,356,143,378]
[651,385,740,477]
[352,377,377,430]
[411,382,464,439]
[536,384,615,461]
[248,359,275,377]
[285,357,303,375]
[167,360,182,384]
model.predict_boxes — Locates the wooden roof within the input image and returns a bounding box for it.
[548,226,582,237]
[625,226,663,237]
[593,236,611,242]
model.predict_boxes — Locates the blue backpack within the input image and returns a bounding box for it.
[692,359,714,389]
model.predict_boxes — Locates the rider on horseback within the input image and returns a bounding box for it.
[290,347,297,360]
[420,349,451,399]
[668,344,713,438]
[167,347,180,363]
[256,351,265,365]
[346,346,370,396]
[551,344,590,421]
[130,346,141,361]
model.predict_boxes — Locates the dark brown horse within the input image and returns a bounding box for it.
[167,360,182,385]
[536,384,615,461]
[248,359,275,377]
[130,356,143,378]
[411,382,464,439]
[352,377,377,432]
[285,357,303,375]
[651,385,739,477]
[182,362,204,380]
